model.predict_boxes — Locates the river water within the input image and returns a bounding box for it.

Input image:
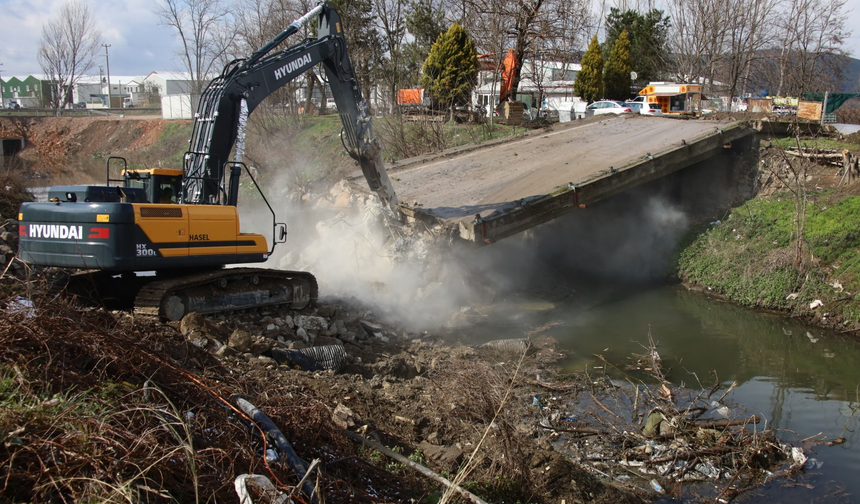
[459,281,859,503]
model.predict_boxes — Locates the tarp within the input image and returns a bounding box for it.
[397,88,423,105]
[499,50,517,102]
[803,92,860,114]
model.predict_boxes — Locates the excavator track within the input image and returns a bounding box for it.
[134,268,318,321]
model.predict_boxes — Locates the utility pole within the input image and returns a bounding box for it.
[103,44,112,107]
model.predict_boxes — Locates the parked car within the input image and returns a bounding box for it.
[584,100,633,117]
[625,101,664,117]
[639,103,664,116]
[5,102,20,110]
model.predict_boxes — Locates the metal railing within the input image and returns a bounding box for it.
[0,107,162,118]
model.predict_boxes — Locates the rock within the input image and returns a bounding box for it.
[228,329,253,352]
[372,358,417,379]
[214,345,238,357]
[295,315,329,332]
[188,334,208,349]
[254,355,277,366]
[360,320,384,338]
[180,312,206,337]
[417,441,463,472]
[314,335,342,347]
[249,336,275,355]
[179,311,230,345]
[332,403,355,429]
[296,327,309,342]
[335,319,347,335]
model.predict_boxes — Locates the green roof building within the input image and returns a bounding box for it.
[1,75,57,107]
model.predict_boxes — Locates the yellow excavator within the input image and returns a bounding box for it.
[17,2,398,320]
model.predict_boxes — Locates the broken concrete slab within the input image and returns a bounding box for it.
[374,115,754,244]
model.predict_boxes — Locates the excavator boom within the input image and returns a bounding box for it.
[184,2,397,210]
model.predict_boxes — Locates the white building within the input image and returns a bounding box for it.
[143,71,195,96]
[73,75,145,107]
[474,53,582,119]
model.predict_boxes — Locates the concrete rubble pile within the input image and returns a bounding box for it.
[177,298,413,375]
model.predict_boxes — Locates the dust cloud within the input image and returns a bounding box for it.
[238,174,692,331]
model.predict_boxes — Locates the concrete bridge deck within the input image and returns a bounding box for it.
[381,115,753,244]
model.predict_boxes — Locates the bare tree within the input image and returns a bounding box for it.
[155,0,237,97]
[666,0,728,94]
[235,0,307,114]
[668,0,849,104]
[456,0,593,105]
[373,0,408,113]
[772,0,849,96]
[717,0,777,101]
[37,0,102,108]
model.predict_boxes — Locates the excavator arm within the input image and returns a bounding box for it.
[183,2,397,211]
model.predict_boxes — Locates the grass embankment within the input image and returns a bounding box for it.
[677,134,860,333]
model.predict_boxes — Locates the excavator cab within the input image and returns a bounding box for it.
[122,168,183,204]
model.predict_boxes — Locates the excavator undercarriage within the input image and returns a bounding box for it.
[55,268,318,321]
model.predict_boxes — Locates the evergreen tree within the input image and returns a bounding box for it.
[604,8,670,84]
[574,35,603,102]
[403,0,446,86]
[420,22,478,117]
[604,29,632,100]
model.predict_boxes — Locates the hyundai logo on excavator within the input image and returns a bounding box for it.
[274,54,313,81]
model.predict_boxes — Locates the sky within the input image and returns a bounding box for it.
[0,0,179,79]
[0,0,859,81]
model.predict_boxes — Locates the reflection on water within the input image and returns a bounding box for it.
[457,284,860,502]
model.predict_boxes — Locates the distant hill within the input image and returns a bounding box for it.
[839,55,860,93]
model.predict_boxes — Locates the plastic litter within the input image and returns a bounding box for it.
[234,474,288,504]
[7,296,36,318]
[650,479,666,494]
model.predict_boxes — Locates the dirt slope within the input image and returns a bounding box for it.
[0,117,182,183]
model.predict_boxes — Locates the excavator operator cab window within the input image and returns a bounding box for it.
[157,179,180,204]
[159,186,175,203]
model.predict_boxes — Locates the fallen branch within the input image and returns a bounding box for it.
[590,393,623,420]
[342,430,489,504]
[691,415,761,429]
[784,149,843,159]
[536,422,603,435]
